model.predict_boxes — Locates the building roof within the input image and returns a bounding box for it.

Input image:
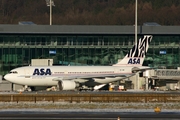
[0,24,179,35]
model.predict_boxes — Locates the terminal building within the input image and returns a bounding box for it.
[0,24,180,91]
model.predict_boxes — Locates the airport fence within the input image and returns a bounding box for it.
[0,93,180,103]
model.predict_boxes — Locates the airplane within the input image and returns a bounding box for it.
[4,35,153,91]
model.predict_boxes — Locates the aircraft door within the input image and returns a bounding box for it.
[114,67,121,74]
[24,68,31,78]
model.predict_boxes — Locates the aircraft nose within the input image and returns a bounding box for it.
[4,74,10,80]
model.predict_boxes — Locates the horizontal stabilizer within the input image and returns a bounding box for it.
[132,67,154,73]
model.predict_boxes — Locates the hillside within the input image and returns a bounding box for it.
[0,0,180,25]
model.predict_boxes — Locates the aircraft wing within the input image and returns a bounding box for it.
[52,73,134,81]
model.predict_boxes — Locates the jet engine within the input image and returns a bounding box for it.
[58,80,79,90]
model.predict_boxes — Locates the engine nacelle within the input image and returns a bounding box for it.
[58,80,79,90]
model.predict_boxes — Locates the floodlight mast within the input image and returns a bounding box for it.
[45,0,55,25]
[135,0,137,44]
[135,0,139,91]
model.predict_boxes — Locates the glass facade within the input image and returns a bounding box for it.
[0,34,180,75]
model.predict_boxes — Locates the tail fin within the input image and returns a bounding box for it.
[113,35,153,66]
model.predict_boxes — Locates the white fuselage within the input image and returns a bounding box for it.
[4,66,133,86]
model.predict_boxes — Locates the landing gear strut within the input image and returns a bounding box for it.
[23,85,32,91]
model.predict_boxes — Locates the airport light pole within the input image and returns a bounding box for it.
[45,0,55,25]
[135,0,139,90]
[135,0,137,44]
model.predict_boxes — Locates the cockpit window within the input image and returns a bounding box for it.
[9,71,18,74]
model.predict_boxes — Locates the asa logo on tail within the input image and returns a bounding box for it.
[33,68,52,75]
[128,58,140,64]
